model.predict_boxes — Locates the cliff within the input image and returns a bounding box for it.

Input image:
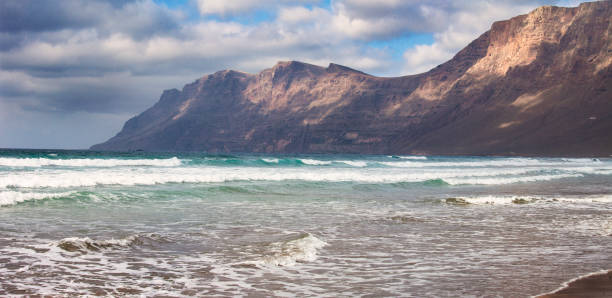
[91,1,612,156]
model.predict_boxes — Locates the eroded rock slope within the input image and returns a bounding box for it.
[92,2,612,156]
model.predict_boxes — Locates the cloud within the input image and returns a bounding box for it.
[278,6,330,24]
[330,0,451,40]
[197,0,263,15]
[0,0,102,33]
[0,0,181,40]
[196,0,319,16]
[329,0,563,42]
[0,102,132,149]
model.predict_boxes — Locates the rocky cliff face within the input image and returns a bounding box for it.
[91,1,612,156]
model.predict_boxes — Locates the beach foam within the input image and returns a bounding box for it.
[572,219,612,237]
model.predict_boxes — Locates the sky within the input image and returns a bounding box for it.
[0,0,586,149]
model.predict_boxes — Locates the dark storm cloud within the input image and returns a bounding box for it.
[0,0,181,41]
[28,84,141,113]
[0,32,26,51]
[0,70,194,114]
[100,1,183,40]
[332,0,571,40]
[0,0,101,33]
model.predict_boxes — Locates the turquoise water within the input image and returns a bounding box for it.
[1,149,611,296]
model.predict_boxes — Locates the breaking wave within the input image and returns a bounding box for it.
[338,160,368,167]
[261,158,279,164]
[397,156,428,160]
[56,236,137,252]
[0,157,182,168]
[54,233,167,253]
[0,191,75,206]
[444,194,612,206]
[299,159,333,166]
[0,166,592,189]
[250,233,327,267]
[378,158,603,168]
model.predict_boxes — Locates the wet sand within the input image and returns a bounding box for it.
[537,270,612,298]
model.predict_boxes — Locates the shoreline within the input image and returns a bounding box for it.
[535,270,612,298]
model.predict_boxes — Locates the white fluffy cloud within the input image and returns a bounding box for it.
[196,0,262,15]
[196,0,319,16]
[278,6,330,24]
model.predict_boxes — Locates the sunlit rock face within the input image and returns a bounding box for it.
[92,2,612,156]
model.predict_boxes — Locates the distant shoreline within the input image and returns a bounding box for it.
[535,269,612,298]
[1,148,611,159]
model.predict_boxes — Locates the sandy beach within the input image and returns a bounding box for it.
[537,270,612,298]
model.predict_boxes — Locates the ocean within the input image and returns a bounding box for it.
[0,149,610,296]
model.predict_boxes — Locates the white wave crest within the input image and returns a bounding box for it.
[54,235,138,252]
[299,159,332,165]
[561,158,602,163]
[0,166,591,189]
[398,156,427,160]
[379,158,607,168]
[444,196,535,205]
[259,233,327,267]
[261,158,279,163]
[338,160,368,167]
[0,191,74,206]
[554,195,612,204]
[444,173,583,185]
[0,157,182,168]
[444,194,612,206]
[533,269,611,298]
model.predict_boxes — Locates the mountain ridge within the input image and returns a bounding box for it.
[92,1,612,156]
